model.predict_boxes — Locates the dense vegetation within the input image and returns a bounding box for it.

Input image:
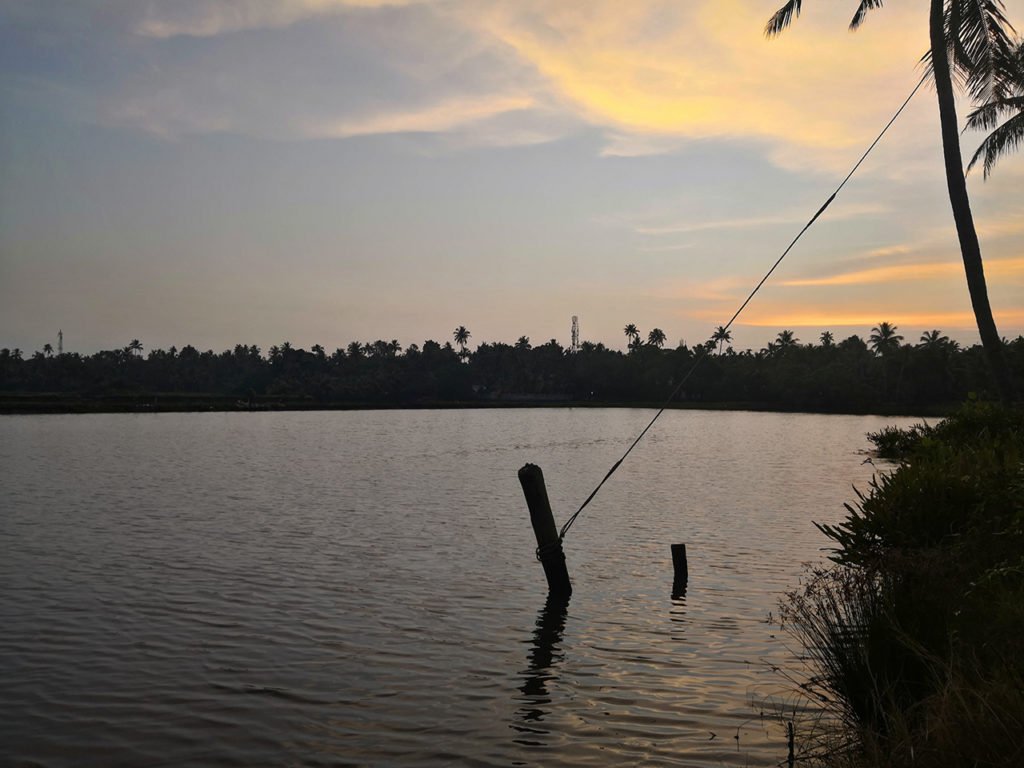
[785,403,1024,766]
[2,327,1023,413]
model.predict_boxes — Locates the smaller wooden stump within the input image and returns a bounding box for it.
[518,463,572,597]
[671,543,688,598]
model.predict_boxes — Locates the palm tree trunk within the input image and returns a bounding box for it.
[929,0,1014,402]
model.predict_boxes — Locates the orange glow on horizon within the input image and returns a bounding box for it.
[732,308,1024,330]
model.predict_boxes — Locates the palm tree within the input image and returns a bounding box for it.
[776,329,799,349]
[819,330,835,348]
[766,0,1015,401]
[712,325,733,355]
[127,339,143,357]
[918,329,951,349]
[647,328,667,348]
[623,323,639,346]
[515,335,531,351]
[346,341,364,358]
[869,322,904,356]
[453,326,471,360]
[43,343,53,357]
[967,40,1024,178]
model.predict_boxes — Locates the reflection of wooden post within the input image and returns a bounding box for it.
[671,543,688,598]
[518,464,572,597]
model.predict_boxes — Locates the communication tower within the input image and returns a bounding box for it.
[571,316,580,353]
[58,329,63,355]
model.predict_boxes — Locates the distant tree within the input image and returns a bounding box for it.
[647,328,667,348]
[311,344,325,359]
[453,326,471,360]
[918,329,951,349]
[869,322,904,356]
[819,331,835,348]
[712,325,732,355]
[43,343,53,357]
[128,339,143,357]
[776,329,799,349]
[346,341,364,358]
[515,335,531,351]
[623,323,641,347]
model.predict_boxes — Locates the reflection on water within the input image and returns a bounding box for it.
[0,408,916,766]
[516,593,571,732]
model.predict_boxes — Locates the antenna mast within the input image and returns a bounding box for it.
[570,316,580,353]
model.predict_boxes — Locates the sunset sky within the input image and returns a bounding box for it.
[2,0,1022,355]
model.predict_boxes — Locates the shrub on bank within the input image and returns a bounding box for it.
[785,403,1024,766]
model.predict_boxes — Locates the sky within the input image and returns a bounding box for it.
[1,0,1022,356]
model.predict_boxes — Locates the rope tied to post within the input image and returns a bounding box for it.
[535,539,566,563]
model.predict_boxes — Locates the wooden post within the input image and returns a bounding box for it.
[671,543,688,598]
[518,463,572,597]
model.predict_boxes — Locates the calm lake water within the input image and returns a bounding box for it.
[0,408,918,767]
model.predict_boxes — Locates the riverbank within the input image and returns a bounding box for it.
[0,392,948,417]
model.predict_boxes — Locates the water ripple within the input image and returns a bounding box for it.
[0,408,918,766]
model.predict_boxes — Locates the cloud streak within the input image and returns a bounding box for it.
[134,0,427,38]
[736,309,1024,330]
[782,257,1024,288]
[300,95,536,139]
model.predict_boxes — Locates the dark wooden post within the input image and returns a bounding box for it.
[671,543,688,598]
[518,463,572,597]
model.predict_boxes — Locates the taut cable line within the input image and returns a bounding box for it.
[554,75,928,548]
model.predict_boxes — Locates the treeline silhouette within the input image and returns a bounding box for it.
[2,326,1022,413]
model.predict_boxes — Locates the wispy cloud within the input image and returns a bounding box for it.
[135,0,427,38]
[635,243,696,253]
[472,0,929,169]
[632,201,889,237]
[635,213,802,236]
[735,308,1024,329]
[976,215,1024,240]
[301,95,536,139]
[781,257,1024,288]
[133,0,939,163]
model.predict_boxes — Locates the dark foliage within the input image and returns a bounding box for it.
[785,403,1024,766]
[1,333,1022,412]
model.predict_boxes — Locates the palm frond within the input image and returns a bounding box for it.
[849,0,884,31]
[765,0,803,37]
[967,111,1024,177]
[966,39,1024,176]
[966,95,1024,131]
[948,0,1015,100]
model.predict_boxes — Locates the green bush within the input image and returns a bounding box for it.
[787,403,1024,766]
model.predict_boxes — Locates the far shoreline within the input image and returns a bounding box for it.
[0,393,944,419]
